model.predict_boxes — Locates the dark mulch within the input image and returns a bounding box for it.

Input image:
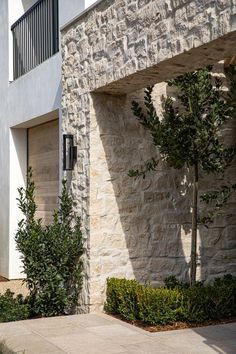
[110,314,236,332]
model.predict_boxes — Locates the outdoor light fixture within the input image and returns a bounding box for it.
[63,134,77,171]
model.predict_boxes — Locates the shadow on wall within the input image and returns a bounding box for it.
[164,64,236,282]
[92,90,192,285]
[195,63,236,282]
[91,68,236,285]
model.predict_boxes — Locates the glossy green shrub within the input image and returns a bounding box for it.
[105,278,140,321]
[0,290,29,323]
[105,275,236,326]
[15,170,83,317]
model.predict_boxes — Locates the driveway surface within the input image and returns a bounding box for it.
[0,313,235,354]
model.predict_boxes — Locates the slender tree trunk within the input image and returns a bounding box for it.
[190,163,198,286]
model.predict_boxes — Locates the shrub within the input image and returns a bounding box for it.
[105,275,236,326]
[0,290,29,323]
[15,169,83,317]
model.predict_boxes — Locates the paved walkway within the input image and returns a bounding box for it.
[0,314,235,354]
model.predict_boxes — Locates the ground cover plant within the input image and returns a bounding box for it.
[129,65,236,285]
[14,169,83,318]
[0,290,29,323]
[105,275,236,327]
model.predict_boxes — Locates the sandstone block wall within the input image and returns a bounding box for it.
[89,74,236,310]
[61,0,236,311]
[62,0,236,94]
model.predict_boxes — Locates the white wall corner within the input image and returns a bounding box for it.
[9,128,27,279]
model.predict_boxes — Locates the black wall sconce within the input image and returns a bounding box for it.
[63,134,77,171]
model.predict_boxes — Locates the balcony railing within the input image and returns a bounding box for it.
[11,0,59,80]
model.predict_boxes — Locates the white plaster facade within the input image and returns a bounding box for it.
[0,0,97,279]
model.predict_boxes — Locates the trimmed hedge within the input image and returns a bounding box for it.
[105,275,236,326]
[0,290,29,323]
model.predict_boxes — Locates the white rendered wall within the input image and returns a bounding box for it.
[0,0,96,278]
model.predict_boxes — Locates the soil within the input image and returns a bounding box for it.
[110,314,236,332]
[0,276,8,282]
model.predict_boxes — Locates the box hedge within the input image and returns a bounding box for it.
[105,275,236,326]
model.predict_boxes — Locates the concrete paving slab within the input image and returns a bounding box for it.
[67,313,115,328]
[0,314,235,354]
[86,323,151,345]
[4,334,64,354]
[0,322,32,340]
[123,341,179,354]
[48,332,126,354]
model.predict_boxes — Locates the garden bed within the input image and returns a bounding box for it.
[111,314,236,332]
[105,275,236,331]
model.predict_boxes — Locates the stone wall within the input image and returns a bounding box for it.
[62,0,236,94]
[88,74,236,310]
[61,0,236,311]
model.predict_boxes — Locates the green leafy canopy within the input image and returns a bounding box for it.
[130,65,236,175]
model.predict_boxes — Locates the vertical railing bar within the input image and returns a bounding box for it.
[55,0,58,53]
[40,2,44,63]
[56,0,59,52]
[41,1,43,63]
[40,1,43,64]
[19,21,22,77]
[17,25,19,78]
[43,0,46,63]
[45,0,48,60]
[37,1,39,64]
[45,0,48,58]
[47,0,50,58]
[24,16,26,74]
[52,0,55,54]
[44,0,47,61]
[12,28,15,80]
[17,25,19,79]
[38,3,41,65]
[36,4,38,66]
[13,28,16,80]
[32,10,34,70]
[22,19,24,75]
[27,14,29,73]
[49,0,51,56]
[28,13,30,72]
[30,12,34,70]
[27,14,30,73]
[34,8,36,68]
[24,17,26,75]
[13,28,16,79]
[23,17,25,75]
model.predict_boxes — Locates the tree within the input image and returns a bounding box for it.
[16,168,83,316]
[129,65,236,285]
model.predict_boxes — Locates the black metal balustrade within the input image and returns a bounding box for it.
[11,0,59,80]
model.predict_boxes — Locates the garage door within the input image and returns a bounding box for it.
[28,119,59,224]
